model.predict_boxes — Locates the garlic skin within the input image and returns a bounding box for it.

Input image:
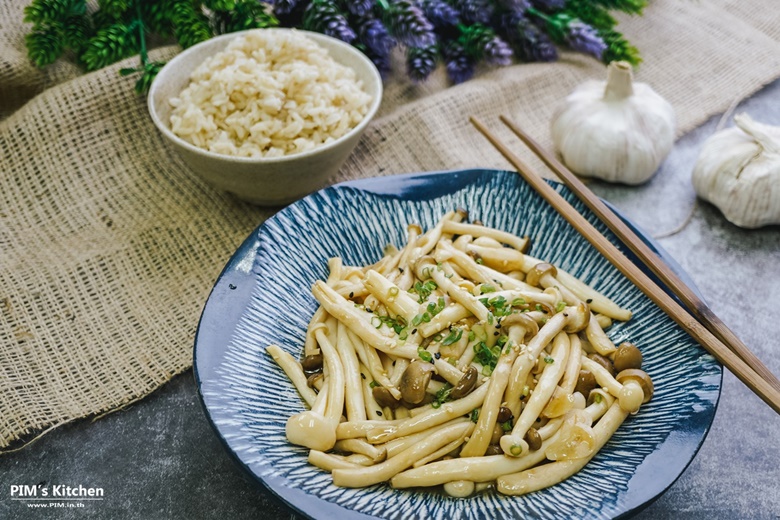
[692,114,780,229]
[551,61,676,184]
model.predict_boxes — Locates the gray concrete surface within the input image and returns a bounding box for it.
[1,80,779,520]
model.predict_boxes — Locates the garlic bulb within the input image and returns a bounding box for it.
[692,113,780,228]
[551,61,676,184]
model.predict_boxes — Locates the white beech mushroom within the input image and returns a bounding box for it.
[270,214,651,495]
[285,325,344,451]
[331,421,474,488]
[497,402,629,496]
[266,345,318,408]
[500,331,571,457]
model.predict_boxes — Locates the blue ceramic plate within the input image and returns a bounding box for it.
[194,169,721,520]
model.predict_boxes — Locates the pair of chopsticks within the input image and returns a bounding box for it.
[470,115,780,415]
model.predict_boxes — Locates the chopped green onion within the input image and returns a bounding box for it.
[442,327,463,346]
[418,347,433,362]
[470,409,480,423]
[480,284,496,294]
[555,301,566,312]
[544,356,554,364]
[369,380,379,388]
[500,419,513,431]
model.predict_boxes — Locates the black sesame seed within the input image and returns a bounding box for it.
[376,410,383,417]
[494,331,500,336]
[563,313,569,317]
[349,292,354,298]
[586,299,593,304]
[399,267,404,273]
[434,352,441,359]
[412,329,417,334]
[360,373,366,379]
[366,308,373,313]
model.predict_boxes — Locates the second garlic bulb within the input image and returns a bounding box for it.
[551,61,676,184]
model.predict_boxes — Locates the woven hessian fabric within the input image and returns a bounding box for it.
[1,0,780,448]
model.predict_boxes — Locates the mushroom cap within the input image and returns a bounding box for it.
[563,302,591,333]
[449,365,478,399]
[372,386,401,409]
[500,312,539,339]
[588,352,615,376]
[285,411,338,451]
[407,223,423,235]
[526,262,558,287]
[613,342,643,372]
[616,368,654,403]
[574,369,598,397]
[399,361,436,404]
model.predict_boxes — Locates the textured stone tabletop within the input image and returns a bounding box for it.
[2,80,779,520]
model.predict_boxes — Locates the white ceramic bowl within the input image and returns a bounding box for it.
[148,29,382,205]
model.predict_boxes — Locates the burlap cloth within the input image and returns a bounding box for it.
[1,0,779,449]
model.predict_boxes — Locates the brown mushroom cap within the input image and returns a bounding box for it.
[613,342,643,372]
[563,302,591,333]
[372,386,401,409]
[615,368,654,403]
[574,369,598,396]
[399,361,436,404]
[500,312,539,339]
[524,427,542,451]
[449,365,478,399]
[485,444,504,456]
[526,262,558,287]
[588,352,615,376]
[301,354,324,372]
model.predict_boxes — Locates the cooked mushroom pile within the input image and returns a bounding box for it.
[266,210,653,497]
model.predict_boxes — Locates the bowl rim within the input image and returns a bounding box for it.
[147,28,383,164]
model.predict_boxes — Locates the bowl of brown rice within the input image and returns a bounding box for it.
[148,28,382,205]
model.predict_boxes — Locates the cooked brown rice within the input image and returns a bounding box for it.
[169,30,372,158]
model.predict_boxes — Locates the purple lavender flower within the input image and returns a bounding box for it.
[442,41,474,83]
[406,45,438,82]
[450,0,494,25]
[356,16,397,56]
[512,17,558,62]
[366,48,393,78]
[483,35,513,65]
[346,0,375,17]
[384,0,436,47]
[270,0,300,16]
[565,20,606,59]
[417,0,460,28]
[302,0,356,43]
[499,0,531,10]
[531,0,566,10]
[460,24,512,66]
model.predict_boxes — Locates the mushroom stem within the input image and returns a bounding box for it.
[501,331,570,457]
[497,401,629,496]
[366,383,489,444]
[336,322,367,421]
[584,314,617,356]
[312,281,420,359]
[441,220,529,251]
[460,343,519,457]
[363,269,419,320]
[332,421,474,488]
[266,345,319,408]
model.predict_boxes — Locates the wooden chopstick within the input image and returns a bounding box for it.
[498,115,780,396]
[470,116,780,415]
